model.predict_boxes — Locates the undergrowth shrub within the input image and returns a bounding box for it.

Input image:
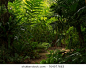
[30,23,54,43]
[34,42,51,53]
[40,49,86,64]
[65,26,80,49]
[0,1,40,63]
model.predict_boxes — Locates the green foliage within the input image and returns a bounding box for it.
[65,26,80,49]
[0,0,47,63]
[30,23,54,43]
[22,0,43,24]
[37,43,51,49]
[50,0,86,49]
[0,0,86,64]
[40,49,86,64]
[40,50,63,64]
[8,53,24,63]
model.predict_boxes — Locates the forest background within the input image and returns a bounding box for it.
[0,0,86,64]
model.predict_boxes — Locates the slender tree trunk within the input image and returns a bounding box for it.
[76,24,84,48]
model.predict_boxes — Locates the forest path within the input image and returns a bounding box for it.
[29,46,73,64]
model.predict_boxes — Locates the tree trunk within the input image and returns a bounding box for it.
[76,24,84,48]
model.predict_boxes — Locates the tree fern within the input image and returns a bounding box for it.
[23,0,43,24]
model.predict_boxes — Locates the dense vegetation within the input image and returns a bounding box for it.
[0,0,86,64]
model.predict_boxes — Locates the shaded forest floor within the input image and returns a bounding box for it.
[27,46,74,64]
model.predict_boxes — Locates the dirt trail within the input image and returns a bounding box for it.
[29,46,73,64]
